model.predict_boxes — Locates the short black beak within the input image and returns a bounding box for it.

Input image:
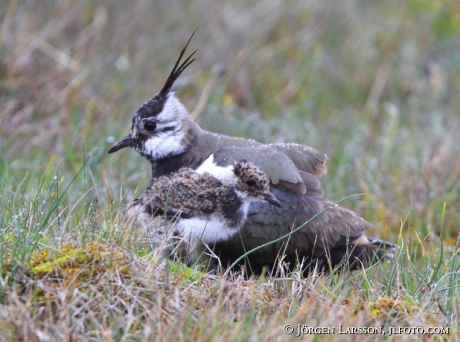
[108,133,134,154]
[263,191,282,207]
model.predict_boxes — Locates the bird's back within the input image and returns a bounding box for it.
[139,168,228,218]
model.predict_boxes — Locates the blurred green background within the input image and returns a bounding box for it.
[1,0,459,244]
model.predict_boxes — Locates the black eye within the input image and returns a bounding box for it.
[144,121,156,132]
[246,180,256,186]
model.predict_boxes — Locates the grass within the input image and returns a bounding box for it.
[1,0,459,340]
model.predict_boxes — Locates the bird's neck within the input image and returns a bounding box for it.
[149,121,260,179]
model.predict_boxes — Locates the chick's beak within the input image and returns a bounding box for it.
[108,133,134,154]
[263,191,282,207]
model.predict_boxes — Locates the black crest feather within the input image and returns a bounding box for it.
[159,30,197,96]
[134,31,197,119]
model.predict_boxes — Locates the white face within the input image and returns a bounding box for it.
[132,93,188,159]
[141,127,185,160]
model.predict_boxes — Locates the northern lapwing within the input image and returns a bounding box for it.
[109,33,394,274]
[128,160,281,265]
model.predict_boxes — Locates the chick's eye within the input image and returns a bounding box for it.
[144,121,156,131]
[246,180,256,186]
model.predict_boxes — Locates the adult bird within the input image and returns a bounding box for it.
[109,33,393,274]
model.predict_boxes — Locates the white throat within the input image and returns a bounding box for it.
[143,132,185,159]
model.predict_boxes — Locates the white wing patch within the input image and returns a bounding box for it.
[196,155,235,185]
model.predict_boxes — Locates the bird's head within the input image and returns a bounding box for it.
[233,160,281,207]
[108,33,197,161]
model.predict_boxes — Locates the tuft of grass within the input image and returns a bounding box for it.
[0,164,457,340]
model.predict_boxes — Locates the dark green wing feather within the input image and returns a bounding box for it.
[212,145,305,192]
[268,143,328,176]
[210,146,373,260]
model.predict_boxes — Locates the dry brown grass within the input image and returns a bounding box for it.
[0,237,453,341]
